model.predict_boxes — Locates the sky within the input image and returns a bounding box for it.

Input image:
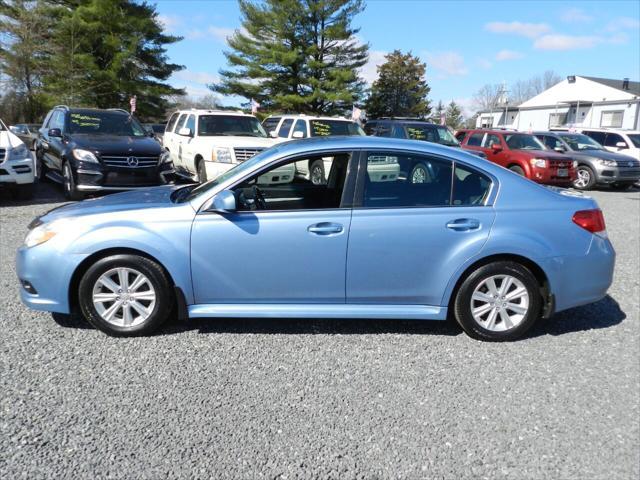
[155,0,640,115]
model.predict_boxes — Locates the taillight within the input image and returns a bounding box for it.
[572,209,606,234]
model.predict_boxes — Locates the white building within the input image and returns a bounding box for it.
[476,76,640,131]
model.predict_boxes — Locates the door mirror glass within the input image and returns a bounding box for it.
[178,127,192,137]
[207,190,236,212]
[48,128,62,137]
[292,130,304,139]
[269,130,278,138]
[616,141,627,149]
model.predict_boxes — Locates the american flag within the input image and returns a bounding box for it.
[130,95,137,113]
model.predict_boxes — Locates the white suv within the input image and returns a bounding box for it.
[262,114,376,184]
[1,118,35,199]
[577,128,640,161]
[163,110,293,184]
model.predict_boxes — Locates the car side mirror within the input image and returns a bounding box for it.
[491,143,503,152]
[178,127,193,137]
[205,190,236,213]
[48,128,62,138]
[269,130,278,138]
[615,141,627,149]
[291,131,305,139]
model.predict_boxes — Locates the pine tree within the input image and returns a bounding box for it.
[445,100,463,129]
[364,50,431,119]
[45,0,184,119]
[212,0,368,115]
[432,100,444,123]
[0,0,58,122]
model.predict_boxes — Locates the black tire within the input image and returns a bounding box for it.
[309,159,325,185]
[62,161,84,201]
[508,165,525,176]
[35,150,47,181]
[78,254,174,336]
[13,183,34,200]
[453,261,542,341]
[196,157,207,183]
[573,165,596,190]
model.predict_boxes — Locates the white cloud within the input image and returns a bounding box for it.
[476,58,493,70]
[606,16,640,32]
[425,51,468,77]
[495,49,524,61]
[360,50,387,84]
[175,70,219,85]
[484,21,551,38]
[158,14,182,33]
[560,8,592,23]
[453,97,475,118]
[534,34,602,50]
[208,26,237,43]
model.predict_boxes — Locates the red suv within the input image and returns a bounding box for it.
[456,129,576,186]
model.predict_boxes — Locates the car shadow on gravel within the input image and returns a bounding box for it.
[51,295,625,339]
[527,295,625,338]
[0,182,67,207]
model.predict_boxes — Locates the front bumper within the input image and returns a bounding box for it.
[0,157,35,186]
[75,160,175,191]
[529,166,576,186]
[594,164,640,184]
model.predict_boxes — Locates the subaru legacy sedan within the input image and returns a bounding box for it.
[17,137,615,341]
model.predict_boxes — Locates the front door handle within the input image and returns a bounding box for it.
[446,218,481,231]
[308,222,343,235]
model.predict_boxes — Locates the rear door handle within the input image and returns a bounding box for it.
[308,222,343,235]
[446,218,480,231]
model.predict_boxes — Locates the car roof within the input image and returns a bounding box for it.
[367,119,443,126]
[578,127,640,134]
[67,107,129,115]
[175,109,254,117]
[280,114,353,122]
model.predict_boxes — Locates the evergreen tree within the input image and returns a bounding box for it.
[45,0,184,119]
[432,100,444,123]
[0,0,58,122]
[212,0,368,115]
[445,100,463,129]
[364,50,431,119]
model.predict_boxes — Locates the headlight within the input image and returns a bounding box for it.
[598,159,617,167]
[211,147,232,163]
[24,219,72,248]
[529,158,547,168]
[160,150,172,164]
[7,143,30,160]
[72,148,99,163]
[572,161,578,168]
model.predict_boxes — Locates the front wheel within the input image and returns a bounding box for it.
[63,161,84,200]
[309,160,325,185]
[410,163,428,183]
[573,165,595,190]
[453,261,542,341]
[197,158,207,183]
[78,254,174,336]
[508,165,525,176]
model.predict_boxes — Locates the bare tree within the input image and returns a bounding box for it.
[168,93,221,111]
[509,70,562,104]
[471,84,503,111]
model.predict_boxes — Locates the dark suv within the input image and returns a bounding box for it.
[36,106,174,200]
[364,119,486,158]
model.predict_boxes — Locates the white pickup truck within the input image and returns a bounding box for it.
[0,118,35,199]
[163,109,294,185]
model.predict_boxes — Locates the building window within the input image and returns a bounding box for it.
[479,116,493,128]
[549,112,567,128]
[600,110,624,128]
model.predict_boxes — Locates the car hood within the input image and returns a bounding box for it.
[39,185,185,223]
[200,136,275,148]
[569,149,640,163]
[0,129,24,149]
[71,134,162,156]
[519,150,572,160]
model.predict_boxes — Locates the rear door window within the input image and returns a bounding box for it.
[604,133,626,148]
[278,119,294,138]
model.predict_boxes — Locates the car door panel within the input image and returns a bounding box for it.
[191,210,351,304]
[346,207,495,305]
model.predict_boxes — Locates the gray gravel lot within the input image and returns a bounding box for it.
[1,182,639,479]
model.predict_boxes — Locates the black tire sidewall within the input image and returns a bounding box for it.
[78,254,173,336]
[509,165,525,176]
[454,261,542,341]
[63,162,84,200]
[197,159,207,183]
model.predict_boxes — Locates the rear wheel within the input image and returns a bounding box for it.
[197,158,207,183]
[573,165,596,190]
[410,163,428,184]
[508,165,525,176]
[453,261,542,341]
[63,161,84,200]
[78,254,173,336]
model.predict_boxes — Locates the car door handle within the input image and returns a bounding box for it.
[308,222,343,235]
[446,218,480,231]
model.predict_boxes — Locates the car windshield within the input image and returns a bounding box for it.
[68,111,147,136]
[405,124,460,146]
[505,134,545,150]
[560,134,604,151]
[309,120,365,136]
[628,134,640,148]
[198,115,267,137]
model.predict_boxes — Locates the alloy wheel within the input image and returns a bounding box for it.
[92,267,157,327]
[310,165,324,185]
[411,166,427,184]
[470,274,529,332]
[574,168,590,189]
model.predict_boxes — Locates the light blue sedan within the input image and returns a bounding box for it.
[16,137,615,341]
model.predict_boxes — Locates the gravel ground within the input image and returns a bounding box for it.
[1,182,638,479]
